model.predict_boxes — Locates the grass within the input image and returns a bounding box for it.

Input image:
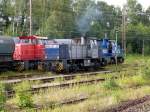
[0,71,17,77]
[13,81,33,108]
[4,55,150,111]
[37,86,150,112]
[31,71,149,111]
[0,82,6,111]
[0,70,53,79]
[102,79,120,90]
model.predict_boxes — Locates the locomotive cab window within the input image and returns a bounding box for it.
[19,39,35,44]
[13,38,20,44]
[37,39,43,44]
[37,39,51,45]
[90,40,98,48]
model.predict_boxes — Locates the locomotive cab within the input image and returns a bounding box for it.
[109,40,124,63]
[34,36,47,60]
[98,39,124,65]
[13,36,35,61]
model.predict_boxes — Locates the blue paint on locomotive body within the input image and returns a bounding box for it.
[98,39,111,57]
[44,44,70,60]
[45,44,60,60]
[98,38,124,59]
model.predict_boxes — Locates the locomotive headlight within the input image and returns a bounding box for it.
[103,49,108,53]
[57,56,59,59]
[45,56,47,59]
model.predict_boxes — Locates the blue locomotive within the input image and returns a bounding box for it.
[98,38,124,65]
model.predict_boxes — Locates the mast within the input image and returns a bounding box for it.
[29,0,32,35]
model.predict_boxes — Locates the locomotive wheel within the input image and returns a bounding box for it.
[101,59,107,66]
[111,58,115,64]
[118,57,124,63]
[55,62,64,72]
[38,62,44,71]
[15,62,25,72]
[70,65,78,73]
[45,63,51,71]
[93,64,100,70]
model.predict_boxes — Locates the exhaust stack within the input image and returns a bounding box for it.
[81,36,85,45]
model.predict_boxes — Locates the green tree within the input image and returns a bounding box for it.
[126,0,144,25]
[145,6,150,26]
[0,0,14,35]
[40,0,75,38]
[1,0,29,36]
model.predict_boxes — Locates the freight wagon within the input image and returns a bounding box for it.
[0,36,15,68]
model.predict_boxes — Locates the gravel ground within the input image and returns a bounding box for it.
[122,101,150,112]
[105,95,150,112]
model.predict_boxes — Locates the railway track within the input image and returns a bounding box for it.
[2,64,141,99]
[2,70,111,85]
[35,94,89,110]
[0,67,106,80]
[6,90,150,112]
[2,66,139,85]
[0,72,50,80]
[5,94,88,111]
[2,71,104,81]
[5,76,112,98]
[32,77,108,91]
[0,63,140,80]
[3,68,139,98]
[2,64,145,111]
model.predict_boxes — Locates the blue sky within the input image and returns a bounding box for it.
[97,0,149,9]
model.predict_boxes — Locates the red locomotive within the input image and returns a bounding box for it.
[16,35,45,70]
[13,35,45,71]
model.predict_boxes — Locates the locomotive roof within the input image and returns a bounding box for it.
[19,35,48,39]
[0,36,15,42]
[19,35,37,39]
[33,36,48,39]
[53,39,75,44]
[0,36,14,39]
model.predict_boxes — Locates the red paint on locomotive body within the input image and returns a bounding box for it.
[34,35,45,60]
[35,44,45,60]
[13,35,45,61]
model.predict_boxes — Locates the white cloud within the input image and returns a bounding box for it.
[97,0,150,9]
[138,0,150,9]
[97,0,126,8]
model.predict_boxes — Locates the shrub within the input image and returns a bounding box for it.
[0,82,6,111]
[14,81,33,108]
[118,75,147,88]
[0,71,17,78]
[102,79,120,90]
[111,90,123,103]
[143,67,150,80]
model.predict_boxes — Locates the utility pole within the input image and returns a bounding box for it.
[122,5,127,56]
[29,0,32,35]
[115,30,118,70]
[142,39,145,56]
